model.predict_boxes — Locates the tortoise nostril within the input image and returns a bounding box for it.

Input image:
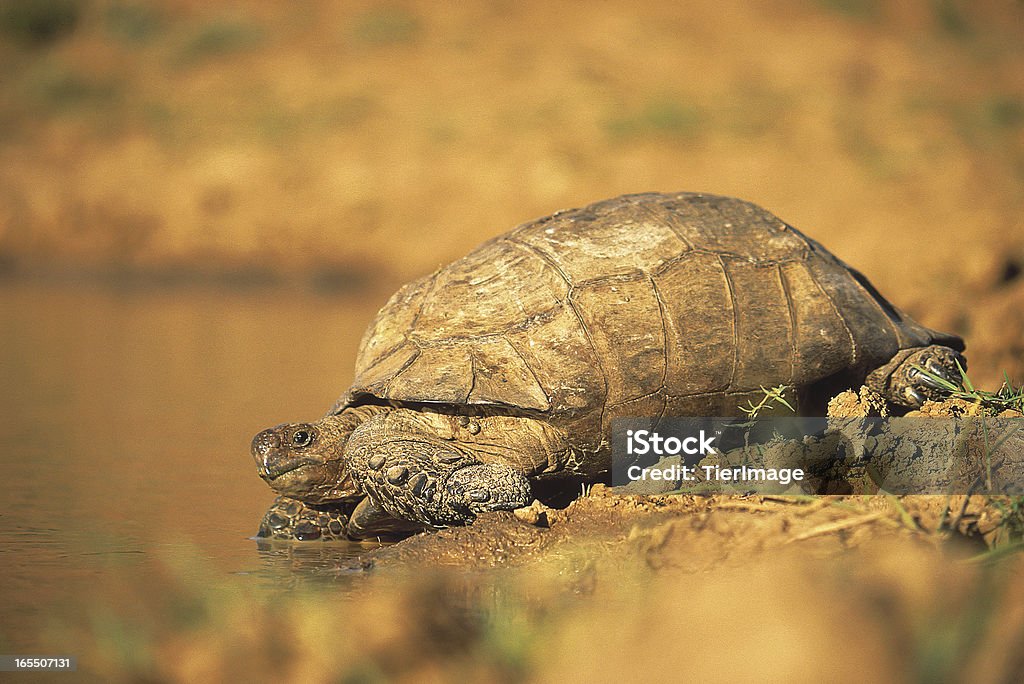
[252,429,282,456]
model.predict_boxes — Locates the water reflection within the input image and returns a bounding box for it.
[251,538,383,582]
[0,281,396,649]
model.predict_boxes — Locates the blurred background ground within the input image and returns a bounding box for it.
[1,0,1022,382]
[1,1,1023,681]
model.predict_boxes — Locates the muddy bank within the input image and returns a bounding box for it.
[358,487,1006,573]
[69,521,1024,683]
[353,391,1022,574]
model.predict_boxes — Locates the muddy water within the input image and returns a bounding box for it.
[0,282,394,651]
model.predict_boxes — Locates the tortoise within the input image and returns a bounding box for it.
[251,192,965,540]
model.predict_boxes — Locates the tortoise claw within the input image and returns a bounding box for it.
[925,359,957,385]
[911,368,948,391]
[346,498,427,539]
[904,386,927,407]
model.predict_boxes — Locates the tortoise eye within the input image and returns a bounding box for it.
[291,428,315,448]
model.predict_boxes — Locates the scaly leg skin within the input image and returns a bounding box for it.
[256,495,356,541]
[866,345,967,408]
[346,440,532,527]
[343,409,566,528]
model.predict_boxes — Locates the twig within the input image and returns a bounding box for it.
[712,501,785,513]
[787,511,889,542]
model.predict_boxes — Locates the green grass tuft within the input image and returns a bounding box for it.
[912,363,1024,413]
[930,0,972,37]
[816,0,879,20]
[989,496,1024,544]
[984,97,1024,130]
[740,385,796,418]
[104,1,165,45]
[25,62,122,113]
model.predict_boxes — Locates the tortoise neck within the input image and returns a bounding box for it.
[330,403,391,428]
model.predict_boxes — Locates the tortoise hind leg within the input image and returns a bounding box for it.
[866,345,966,407]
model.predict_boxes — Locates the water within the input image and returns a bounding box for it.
[0,282,394,652]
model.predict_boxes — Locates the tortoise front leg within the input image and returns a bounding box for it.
[344,410,557,528]
[257,495,424,541]
[256,495,356,541]
[346,438,532,527]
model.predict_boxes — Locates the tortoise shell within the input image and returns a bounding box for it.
[334,192,960,453]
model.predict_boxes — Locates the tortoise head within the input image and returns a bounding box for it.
[251,415,360,502]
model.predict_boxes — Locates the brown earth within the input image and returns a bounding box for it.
[358,488,999,572]
[357,391,1021,574]
[88,407,1024,681]
[80,514,1024,683]
[72,428,1024,682]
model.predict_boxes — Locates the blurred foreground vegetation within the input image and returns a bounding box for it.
[35,496,1024,683]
